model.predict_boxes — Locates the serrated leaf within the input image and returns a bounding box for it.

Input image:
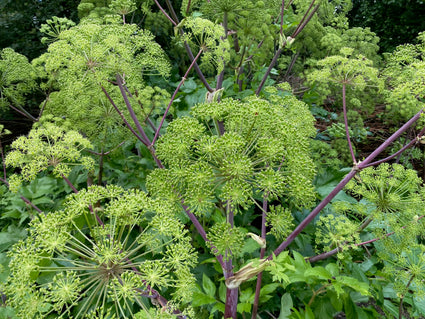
[202,273,216,297]
[236,302,251,314]
[192,291,217,307]
[305,266,332,280]
[336,276,369,296]
[325,263,339,277]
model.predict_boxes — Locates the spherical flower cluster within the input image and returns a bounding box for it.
[2,185,197,318]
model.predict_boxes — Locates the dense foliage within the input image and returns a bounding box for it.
[2,0,425,318]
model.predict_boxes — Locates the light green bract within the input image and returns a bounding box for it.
[2,185,197,318]
[5,123,94,193]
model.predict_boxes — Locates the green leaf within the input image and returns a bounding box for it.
[414,296,425,315]
[313,298,334,319]
[236,302,251,314]
[192,291,217,307]
[218,281,226,303]
[0,225,27,252]
[278,293,293,319]
[325,263,339,277]
[335,276,369,296]
[383,299,399,318]
[202,273,216,297]
[305,266,332,280]
[211,302,225,315]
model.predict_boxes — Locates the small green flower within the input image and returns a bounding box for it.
[3,186,197,318]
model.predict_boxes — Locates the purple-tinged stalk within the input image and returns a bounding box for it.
[8,104,37,122]
[0,177,43,214]
[363,126,425,168]
[224,202,237,319]
[151,49,203,146]
[342,83,357,164]
[181,201,226,269]
[123,86,158,132]
[153,0,177,26]
[251,195,269,319]
[116,74,152,145]
[0,139,6,182]
[255,0,320,96]
[100,85,148,145]
[87,142,126,186]
[271,108,424,259]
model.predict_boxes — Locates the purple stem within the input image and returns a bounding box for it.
[153,0,177,26]
[181,201,225,269]
[280,0,285,36]
[100,85,147,145]
[270,108,424,259]
[0,140,6,181]
[223,202,239,319]
[251,197,268,319]
[123,86,158,132]
[364,126,425,168]
[86,141,126,156]
[151,49,203,146]
[342,83,357,164]
[61,173,79,193]
[0,177,43,213]
[8,104,37,122]
[255,1,319,96]
[116,75,152,145]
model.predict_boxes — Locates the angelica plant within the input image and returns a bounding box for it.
[2,185,197,318]
[5,122,95,193]
[34,18,171,148]
[383,32,425,124]
[0,48,39,121]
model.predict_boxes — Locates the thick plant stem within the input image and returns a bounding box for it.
[224,288,238,319]
[116,75,152,145]
[151,49,203,146]
[100,85,146,145]
[153,0,177,26]
[0,139,6,181]
[182,201,226,269]
[342,83,357,164]
[224,202,238,319]
[251,198,268,319]
[271,108,424,259]
[364,126,425,168]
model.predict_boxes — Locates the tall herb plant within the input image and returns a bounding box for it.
[1,0,425,318]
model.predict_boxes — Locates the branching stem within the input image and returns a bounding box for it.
[271,108,424,259]
[151,49,203,146]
